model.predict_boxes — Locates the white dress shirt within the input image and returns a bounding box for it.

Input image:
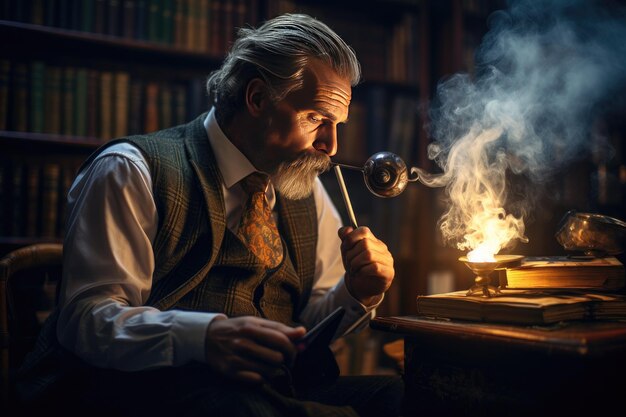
[56,109,380,371]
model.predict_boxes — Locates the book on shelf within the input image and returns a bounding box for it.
[498,256,625,291]
[416,289,626,325]
[30,61,45,133]
[99,71,113,140]
[62,66,76,136]
[44,66,62,134]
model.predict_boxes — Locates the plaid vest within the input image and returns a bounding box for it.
[122,114,318,322]
[17,114,319,400]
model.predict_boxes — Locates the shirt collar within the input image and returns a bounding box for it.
[204,108,256,190]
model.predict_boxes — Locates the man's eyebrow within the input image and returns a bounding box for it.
[315,107,348,123]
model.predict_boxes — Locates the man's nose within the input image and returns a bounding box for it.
[313,126,338,157]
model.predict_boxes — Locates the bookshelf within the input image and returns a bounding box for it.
[9,0,618,377]
[13,0,621,315]
[0,0,505,308]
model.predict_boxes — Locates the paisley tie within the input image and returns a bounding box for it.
[237,172,283,268]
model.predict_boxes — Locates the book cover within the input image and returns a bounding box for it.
[416,289,626,325]
[498,256,625,291]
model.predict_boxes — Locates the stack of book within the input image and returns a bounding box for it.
[416,256,626,325]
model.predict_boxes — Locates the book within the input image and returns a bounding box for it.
[416,289,626,325]
[113,71,130,138]
[144,81,159,133]
[498,256,625,291]
[30,61,46,133]
[62,66,76,136]
[417,289,626,325]
[74,68,88,137]
[99,71,113,140]
[44,66,62,134]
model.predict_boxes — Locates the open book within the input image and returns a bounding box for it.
[416,289,626,325]
[497,256,624,291]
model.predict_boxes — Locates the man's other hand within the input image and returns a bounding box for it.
[338,226,395,305]
[204,316,306,383]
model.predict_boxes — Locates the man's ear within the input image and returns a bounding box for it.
[245,78,268,117]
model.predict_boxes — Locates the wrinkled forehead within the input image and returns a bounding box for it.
[286,59,352,121]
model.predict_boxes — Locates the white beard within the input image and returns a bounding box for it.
[272,152,331,199]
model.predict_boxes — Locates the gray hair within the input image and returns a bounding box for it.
[206,13,361,123]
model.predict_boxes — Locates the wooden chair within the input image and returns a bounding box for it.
[0,243,63,413]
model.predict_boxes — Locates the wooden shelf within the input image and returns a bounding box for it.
[0,131,101,151]
[0,20,222,69]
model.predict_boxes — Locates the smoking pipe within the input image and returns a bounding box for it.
[332,151,427,198]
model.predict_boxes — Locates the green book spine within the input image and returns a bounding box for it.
[62,66,76,136]
[147,0,162,42]
[82,0,95,32]
[162,0,174,44]
[74,68,88,137]
[30,61,46,133]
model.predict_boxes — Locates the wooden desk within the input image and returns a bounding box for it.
[371,316,626,417]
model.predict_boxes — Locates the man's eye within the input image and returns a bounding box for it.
[309,115,321,123]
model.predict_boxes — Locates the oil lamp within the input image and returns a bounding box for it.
[458,254,524,297]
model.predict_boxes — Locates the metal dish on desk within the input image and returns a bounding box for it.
[555,211,626,257]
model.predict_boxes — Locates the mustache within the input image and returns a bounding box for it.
[289,151,332,173]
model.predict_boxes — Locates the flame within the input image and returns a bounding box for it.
[436,125,528,260]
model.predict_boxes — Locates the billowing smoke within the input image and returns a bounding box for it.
[418,0,626,258]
